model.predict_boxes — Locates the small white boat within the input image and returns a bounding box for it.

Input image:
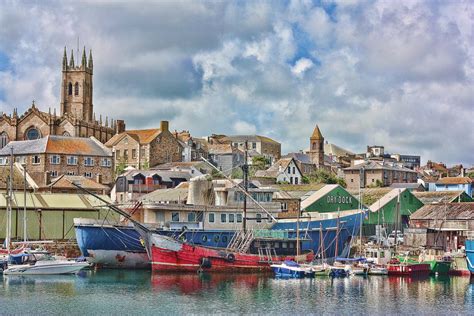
[368,266,388,275]
[2,254,89,275]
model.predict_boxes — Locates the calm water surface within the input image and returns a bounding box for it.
[1,270,473,315]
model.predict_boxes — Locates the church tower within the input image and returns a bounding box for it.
[60,47,93,122]
[309,125,324,166]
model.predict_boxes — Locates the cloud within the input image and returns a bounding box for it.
[0,0,472,166]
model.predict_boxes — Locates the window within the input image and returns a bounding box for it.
[32,155,41,164]
[115,150,120,158]
[140,147,146,157]
[293,167,295,174]
[187,212,196,222]
[171,212,179,222]
[66,171,75,175]
[287,167,291,174]
[74,82,79,96]
[252,142,256,149]
[15,156,26,164]
[281,202,288,211]
[256,213,262,223]
[25,127,41,140]
[295,177,298,185]
[84,172,92,178]
[50,155,60,165]
[229,214,235,223]
[208,213,215,223]
[0,132,9,149]
[84,157,94,166]
[50,170,58,177]
[221,213,227,223]
[68,82,73,95]
[236,214,242,223]
[0,157,7,165]
[290,177,293,184]
[351,179,354,183]
[67,156,78,165]
[132,149,137,159]
[62,131,70,137]
[101,158,112,167]
[123,150,128,160]
[222,235,228,243]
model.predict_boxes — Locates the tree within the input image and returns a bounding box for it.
[251,155,270,171]
[115,160,127,177]
[305,169,347,188]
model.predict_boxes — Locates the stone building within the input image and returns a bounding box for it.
[309,125,324,167]
[208,134,281,164]
[173,130,208,162]
[105,121,183,171]
[207,143,244,175]
[0,47,125,148]
[343,161,418,190]
[0,135,113,187]
[254,158,303,185]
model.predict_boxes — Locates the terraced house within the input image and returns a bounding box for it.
[105,121,183,171]
[0,135,113,187]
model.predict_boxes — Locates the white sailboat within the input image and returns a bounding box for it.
[2,146,89,275]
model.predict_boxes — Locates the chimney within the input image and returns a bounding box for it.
[44,171,51,186]
[116,119,126,134]
[96,174,102,184]
[160,121,169,132]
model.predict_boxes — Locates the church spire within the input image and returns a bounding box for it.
[69,49,75,68]
[311,125,323,139]
[62,47,68,70]
[81,46,87,67]
[88,49,93,69]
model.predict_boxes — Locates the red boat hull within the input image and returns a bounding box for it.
[387,263,431,276]
[149,234,312,272]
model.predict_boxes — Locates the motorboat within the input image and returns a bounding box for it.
[271,260,315,278]
[2,253,89,275]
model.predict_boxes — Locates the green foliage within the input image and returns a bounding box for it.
[231,168,243,179]
[210,168,224,179]
[141,161,150,170]
[305,169,347,188]
[467,172,474,179]
[367,179,383,188]
[115,160,127,176]
[302,176,310,184]
[251,155,270,171]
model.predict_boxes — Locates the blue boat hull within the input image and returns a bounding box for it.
[466,239,474,274]
[74,211,363,269]
[272,266,306,278]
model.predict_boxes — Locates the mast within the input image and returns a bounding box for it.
[242,141,248,233]
[296,205,300,258]
[6,146,14,255]
[394,189,401,254]
[23,164,27,243]
[334,207,340,259]
[319,222,324,262]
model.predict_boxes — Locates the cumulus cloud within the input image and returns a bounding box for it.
[0,0,472,165]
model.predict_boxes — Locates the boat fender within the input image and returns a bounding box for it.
[226,253,235,263]
[200,257,212,269]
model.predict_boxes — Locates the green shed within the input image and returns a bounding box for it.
[301,184,360,212]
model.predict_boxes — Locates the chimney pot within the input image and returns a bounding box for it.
[160,121,169,132]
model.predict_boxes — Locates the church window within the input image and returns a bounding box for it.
[0,132,9,149]
[74,82,79,96]
[25,127,41,140]
[63,132,70,137]
[68,83,73,96]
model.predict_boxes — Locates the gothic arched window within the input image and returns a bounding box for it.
[0,132,9,149]
[74,82,79,96]
[25,127,41,140]
[68,82,73,95]
[62,131,70,137]
[312,142,317,150]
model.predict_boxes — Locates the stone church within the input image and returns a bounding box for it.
[0,47,125,149]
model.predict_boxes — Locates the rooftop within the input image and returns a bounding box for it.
[49,175,109,191]
[410,203,474,220]
[436,177,472,185]
[0,136,111,157]
[344,161,417,173]
[254,158,299,178]
[105,128,161,146]
[413,191,469,204]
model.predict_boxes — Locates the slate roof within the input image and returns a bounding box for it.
[222,135,280,145]
[436,177,472,185]
[410,203,474,220]
[254,158,301,178]
[0,136,111,157]
[324,143,354,157]
[49,175,109,191]
[348,188,393,206]
[208,144,237,155]
[344,161,417,173]
[122,169,191,182]
[390,183,425,190]
[283,152,313,164]
[369,188,407,212]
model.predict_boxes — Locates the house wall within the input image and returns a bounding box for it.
[434,183,472,197]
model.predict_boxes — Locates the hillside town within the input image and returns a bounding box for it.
[0,47,473,281]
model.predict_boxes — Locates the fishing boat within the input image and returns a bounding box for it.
[271,260,315,278]
[466,236,474,275]
[426,256,452,275]
[386,257,431,276]
[2,253,89,275]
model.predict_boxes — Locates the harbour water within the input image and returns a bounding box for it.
[1,270,473,315]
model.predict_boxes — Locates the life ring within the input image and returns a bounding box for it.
[226,253,236,263]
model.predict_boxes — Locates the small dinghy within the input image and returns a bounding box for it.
[271,260,314,278]
[2,253,89,275]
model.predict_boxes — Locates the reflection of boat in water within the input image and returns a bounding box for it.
[2,274,79,286]
[151,272,263,294]
[466,238,474,275]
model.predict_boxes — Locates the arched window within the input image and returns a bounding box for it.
[68,82,73,95]
[74,82,79,96]
[0,132,9,149]
[62,131,70,137]
[312,142,317,150]
[25,127,41,140]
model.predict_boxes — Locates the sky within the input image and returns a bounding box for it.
[0,0,472,166]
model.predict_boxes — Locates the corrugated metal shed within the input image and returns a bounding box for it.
[410,203,474,220]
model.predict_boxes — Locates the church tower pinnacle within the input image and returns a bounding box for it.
[60,45,93,122]
[309,124,324,167]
